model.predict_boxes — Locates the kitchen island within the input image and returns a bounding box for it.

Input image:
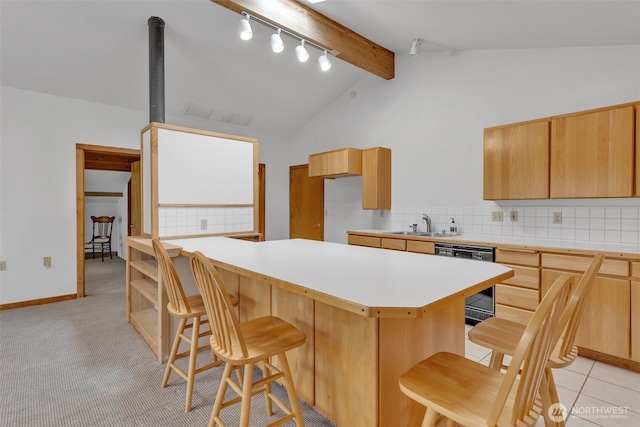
[160,237,513,427]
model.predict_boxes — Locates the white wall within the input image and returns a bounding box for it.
[0,86,291,305]
[289,45,640,243]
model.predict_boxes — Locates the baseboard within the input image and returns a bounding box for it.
[0,293,77,311]
[578,347,640,372]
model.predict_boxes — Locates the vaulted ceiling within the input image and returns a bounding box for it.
[2,0,639,139]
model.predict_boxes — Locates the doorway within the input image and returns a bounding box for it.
[289,164,324,240]
[76,144,140,298]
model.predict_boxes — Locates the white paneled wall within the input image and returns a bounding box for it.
[158,206,254,238]
[374,202,640,245]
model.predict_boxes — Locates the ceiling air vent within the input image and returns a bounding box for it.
[183,103,253,126]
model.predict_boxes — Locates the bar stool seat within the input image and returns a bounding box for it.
[152,238,237,413]
[190,250,306,427]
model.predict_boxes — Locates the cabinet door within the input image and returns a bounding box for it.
[551,105,634,198]
[542,269,630,359]
[362,147,391,210]
[483,119,550,200]
[632,281,640,362]
[636,105,640,197]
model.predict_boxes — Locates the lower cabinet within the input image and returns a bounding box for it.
[541,253,632,360]
[494,248,540,325]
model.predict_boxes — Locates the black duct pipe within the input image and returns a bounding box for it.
[148,16,165,123]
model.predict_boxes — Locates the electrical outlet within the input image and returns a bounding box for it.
[0,261,6,271]
[43,257,52,267]
[492,211,503,222]
[510,211,518,222]
[200,219,207,230]
[553,212,562,224]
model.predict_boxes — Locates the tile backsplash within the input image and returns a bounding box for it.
[158,206,254,238]
[373,202,640,245]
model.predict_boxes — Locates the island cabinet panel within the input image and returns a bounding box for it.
[541,255,631,360]
[483,119,550,200]
[271,286,316,404]
[315,302,378,427]
[308,147,362,178]
[237,275,271,322]
[550,105,634,198]
[378,302,464,427]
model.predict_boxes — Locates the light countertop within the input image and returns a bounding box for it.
[349,229,640,257]
[166,237,513,314]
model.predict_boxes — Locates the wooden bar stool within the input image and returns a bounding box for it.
[190,251,306,427]
[152,238,237,413]
[468,253,604,426]
[399,273,575,427]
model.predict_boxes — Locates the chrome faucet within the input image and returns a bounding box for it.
[422,214,432,233]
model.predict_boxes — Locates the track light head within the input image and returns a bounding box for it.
[238,15,252,40]
[410,38,422,57]
[318,50,331,71]
[270,28,284,53]
[295,40,309,62]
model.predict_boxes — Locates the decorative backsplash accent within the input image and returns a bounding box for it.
[158,206,254,237]
[373,203,640,245]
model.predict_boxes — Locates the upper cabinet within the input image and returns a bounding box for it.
[308,146,392,209]
[483,119,550,200]
[362,147,391,210]
[309,147,362,178]
[550,105,634,198]
[636,104,640,196]
[484,101,638,200]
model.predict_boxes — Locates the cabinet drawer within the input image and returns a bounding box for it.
[348,235,381,248]
[495,284,538,311]
[632,262,640,279]
[407,240,434,255]
[542,253,629,277]
[381,238,406,251]
[495,249,539,267]
[495,304,534,326]
[501,264,539,289]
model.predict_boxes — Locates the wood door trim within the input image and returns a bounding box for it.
[76,144,140,298]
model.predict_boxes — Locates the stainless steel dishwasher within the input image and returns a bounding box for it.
[434,242,495,324]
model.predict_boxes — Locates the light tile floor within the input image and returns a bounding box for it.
[464,324,640,426]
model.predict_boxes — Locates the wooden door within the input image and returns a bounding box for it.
[290,164,324,240]
[128,161,141,236]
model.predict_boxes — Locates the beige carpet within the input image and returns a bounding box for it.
[0,257,338,426]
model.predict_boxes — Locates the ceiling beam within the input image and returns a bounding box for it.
[210,0,395,80]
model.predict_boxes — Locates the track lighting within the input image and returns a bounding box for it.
[410,38,422,57]
[238,15,252,40]
[318,50,331,71]
[270,28,284,53]
[295,40,309,63]
[232,12,334,73]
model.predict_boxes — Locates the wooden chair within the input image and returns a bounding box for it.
[467,253,604,426]
[189,251,306,427]
[399,273,575,427]
[87,216,115,261]
[152,238,236,413]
